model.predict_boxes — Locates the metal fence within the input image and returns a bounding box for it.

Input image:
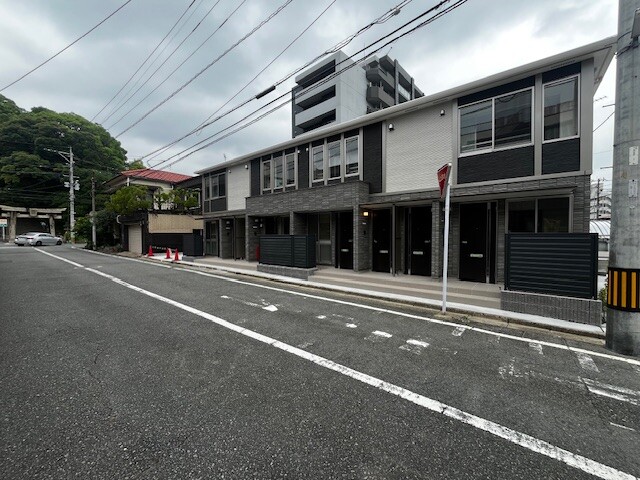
[259,235,316,269]
[504,233,598,299]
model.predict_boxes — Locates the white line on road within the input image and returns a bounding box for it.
[583,378,640,406]
[452,326,466,336]
[610,422,636,432]
[73,247,172,268]
[577,353,600,373]
[79,273,639,478]
[36,250,636,480]
[400,339,430,355]
[263,305,278,312]
[35,248,84,268]
[171,267,640,368]
[529,343,544,355]
[345,323,358,328]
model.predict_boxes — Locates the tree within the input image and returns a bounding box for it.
[125,159,145,170]
[105,185,151,216]
[0,94,128,217]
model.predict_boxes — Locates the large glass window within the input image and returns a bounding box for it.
[507,197,569,233]
[494,90,532,147]
[328,141,341,179]
[460,100,492,153]
[312,146,324,182]
[205,173,225,199]
[459,88,533,154]
[345,136,359,175]
[262,160,271,191]
[544,77,578,141]
[285,153,295,186]
[274,155,283,189]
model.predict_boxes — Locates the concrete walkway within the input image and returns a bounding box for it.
[159,255,606,340]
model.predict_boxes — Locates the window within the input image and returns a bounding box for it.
[345,136,359,175]
[459,87,533,154]
[328,141,341,179]
[262,160,271,191]
[285,153,295,186]
[312,145,324,182]
[204,173,225,199]
[274,155,284,189]
[544,76,579,141]
[507,197,569,233]
[494,90,532,147]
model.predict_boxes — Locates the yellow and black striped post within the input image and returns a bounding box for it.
[607,268,640,312]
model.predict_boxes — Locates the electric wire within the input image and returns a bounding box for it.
[114,0,296,138]
[593,111,615,132]
[104,0,237,130]
[147,0,465,170]
[0,0,134,92]
[140,0,415,163]
[98,0,208,124]
[91,0,198,122]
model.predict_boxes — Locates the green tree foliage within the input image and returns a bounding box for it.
[153,188,199,212]
[125,158,145,170]
[0,94,128,216]
[105,185,151,216]
[73,210,120,248]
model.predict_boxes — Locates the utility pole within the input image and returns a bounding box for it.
[606,1,640,355]
[91,175,96,250]
[44,146,77,243]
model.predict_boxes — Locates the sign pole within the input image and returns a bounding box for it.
[438,163,452,313]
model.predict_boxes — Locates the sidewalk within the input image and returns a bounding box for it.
[149,254,605,340]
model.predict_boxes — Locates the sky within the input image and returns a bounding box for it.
[0,0,618,190]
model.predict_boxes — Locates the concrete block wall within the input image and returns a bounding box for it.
[501,290,602,326]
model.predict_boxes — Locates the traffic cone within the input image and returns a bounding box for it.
[165,247,171,259]
[147,245,153,257]
[173,248,180,261]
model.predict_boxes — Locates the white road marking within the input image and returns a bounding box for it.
[345,323,358,328]
[263,305,278,312]
[37,250,635,480]
[221,295,231,299]
[577,353,600,373]
[297,342,313,349]
[73,247,172,268]
[35,248,84,268]
[171,267,640,368]
[583,378,640,406]
[498,358,529,379]
[400,339,430,355]
[317,315,327,319]
[452,326,466,337]
[610,422,636,432]
[365,331,392,343]
[372,330,392,337]
[529,343,544,355]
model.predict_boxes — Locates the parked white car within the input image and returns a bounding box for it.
[14,232,63,246]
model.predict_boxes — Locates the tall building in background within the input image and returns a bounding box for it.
[291,51,423,137]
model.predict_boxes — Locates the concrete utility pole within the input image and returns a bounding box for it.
[606,1,640,355]
[44,146,77,242]
[91,175,96,250]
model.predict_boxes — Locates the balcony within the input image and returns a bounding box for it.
[295,96,338,126]
[365,67,394,91]
[366,85,394,109]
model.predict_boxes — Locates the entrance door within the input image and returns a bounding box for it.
[337,212,353,269]
[459,203,487,282]
[408,206,432,276]
[233,218,245,259]
[372,209,391,273]
[205,220,219,256]
[128,225,142,254]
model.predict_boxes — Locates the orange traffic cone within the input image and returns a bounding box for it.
[165,247,171,259]
[173,248,180,261]
[147,245,153,257]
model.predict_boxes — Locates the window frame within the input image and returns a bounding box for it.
[506,195,572,233]
[273,154,284,190]
[311,145,325,183]
[204,172,226,200]
[261,159,272,193]
[285,152,296,187]
[542,74,580,144]
[344,135,360,177]
[327,140,342,180]
[458,86,535,157]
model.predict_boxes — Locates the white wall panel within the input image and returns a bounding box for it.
[227,163,250,211]
[385,103,453,193]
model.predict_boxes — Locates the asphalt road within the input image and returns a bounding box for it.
[1,244,639,479]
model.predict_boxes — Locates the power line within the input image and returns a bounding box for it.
[0,0,135,92]
[104,0,235,129]
[140,0,415,163]
[91,0,198,122]
[593,111,615,132]
[114,0,296,138]
[153,0,468,170]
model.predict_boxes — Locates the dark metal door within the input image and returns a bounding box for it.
[372,209,391,273]
[459,203,487,282]
[409,206,432,276]
[338,212,353,270]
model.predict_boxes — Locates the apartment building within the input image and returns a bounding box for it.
[291,51,423,137]
[197,36,615,284]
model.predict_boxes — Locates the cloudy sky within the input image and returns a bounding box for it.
[0,0,618,188]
